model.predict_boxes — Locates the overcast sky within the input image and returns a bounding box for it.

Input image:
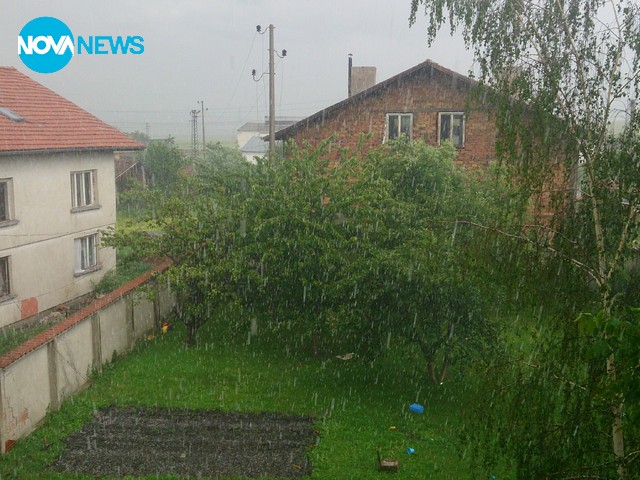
[0,0,474,143]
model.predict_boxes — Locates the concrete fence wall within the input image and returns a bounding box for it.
[0,260,175,453]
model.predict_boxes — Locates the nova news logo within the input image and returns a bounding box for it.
[18,16,144,74]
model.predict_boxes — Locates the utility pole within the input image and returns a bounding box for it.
[190,109,200,158]
[254,25,286,158]
[268,24,275,157]
[199,100,207,151]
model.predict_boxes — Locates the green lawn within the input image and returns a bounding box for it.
[0,312,507,479]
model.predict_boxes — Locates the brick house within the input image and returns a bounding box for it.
[0,67,144,328]
[275,59,496,169]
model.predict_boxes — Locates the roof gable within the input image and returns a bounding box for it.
[241,135,269,154]
[276,59,477,140]
[0,66,144,154]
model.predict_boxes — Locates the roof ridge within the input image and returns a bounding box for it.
[275,59,476,140]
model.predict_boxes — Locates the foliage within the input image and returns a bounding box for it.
[125,130,150,146]
[93,247,152,295]
[112,138,524,386]
[106,143,251,345]
[410,0,640,476]
[0,323,50,357]
[117,177,157,220]
[142,138,186,189]
[200,142,248,172]
[466,306,640,479]
[410,0,640,303]
[236,140,369,353]
[349,140,526,381]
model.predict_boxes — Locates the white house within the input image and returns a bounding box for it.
[0,67,144,328]
[236,117,302,162]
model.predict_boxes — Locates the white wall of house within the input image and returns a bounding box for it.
[0,151,117,328]
[237,129,261,150]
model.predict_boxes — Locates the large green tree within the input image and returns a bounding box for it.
[105,143,249,345]
[410,0,640,476]
[354,140,525,382]
[143,138,186,189]
[112,138,520,381]
[233,139,522,383]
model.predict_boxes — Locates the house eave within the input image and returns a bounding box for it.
[0,145,145,156]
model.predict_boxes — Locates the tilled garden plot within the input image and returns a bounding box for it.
[51,406,317,478]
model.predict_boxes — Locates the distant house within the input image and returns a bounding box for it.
[237,117,302,162]
[0,67,144,328]
[275,59,496,169]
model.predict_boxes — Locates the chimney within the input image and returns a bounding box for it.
[347,55,376,97]
[348,54,353,98]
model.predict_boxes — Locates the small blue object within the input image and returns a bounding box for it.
[409,403,424,414]
[406,447,415,455]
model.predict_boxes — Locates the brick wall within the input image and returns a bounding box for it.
[285,67,497,169]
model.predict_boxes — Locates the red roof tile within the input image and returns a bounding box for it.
[0,66,144,153]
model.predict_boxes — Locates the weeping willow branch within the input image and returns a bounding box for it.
[452,219,600,285]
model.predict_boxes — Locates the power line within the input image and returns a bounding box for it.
[210,31,258,127]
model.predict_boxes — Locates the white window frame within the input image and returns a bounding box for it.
[0,256,11,300]
[71,170,98,211]
[438,112,465,147]
[386,113,413,141]
[0,178,18,227]
[74,234,100,276]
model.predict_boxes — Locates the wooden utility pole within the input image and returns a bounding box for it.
[199,100,206,151]
[268,24,275,157]
[254,24,285,158]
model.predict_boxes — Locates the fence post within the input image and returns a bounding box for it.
[47,341,59,411]
[91,313,102,374]
[126,298,135,350]
[0,370,5,453]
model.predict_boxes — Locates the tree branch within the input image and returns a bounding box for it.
[453,219,600,285]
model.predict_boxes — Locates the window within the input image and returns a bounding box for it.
[438,112,465,147]
[0,256,10,298]
[71,170,97,210]
[0,107,24,122]
[74,234,100,275]
[0,178,16,226]
[0,180,9,222]
[386,113,413,141]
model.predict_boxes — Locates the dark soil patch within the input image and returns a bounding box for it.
[51,407,317,478]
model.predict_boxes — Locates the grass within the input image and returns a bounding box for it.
[0,309,509,480]
[0,324,50,357]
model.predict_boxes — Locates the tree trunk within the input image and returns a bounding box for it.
[607,355,626,478]
[418,323,453,385]
[588,162,626,478]
[428,362,437,384]
[186,324,197,346]
[600,291,625,478]
[427,360,449,384]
